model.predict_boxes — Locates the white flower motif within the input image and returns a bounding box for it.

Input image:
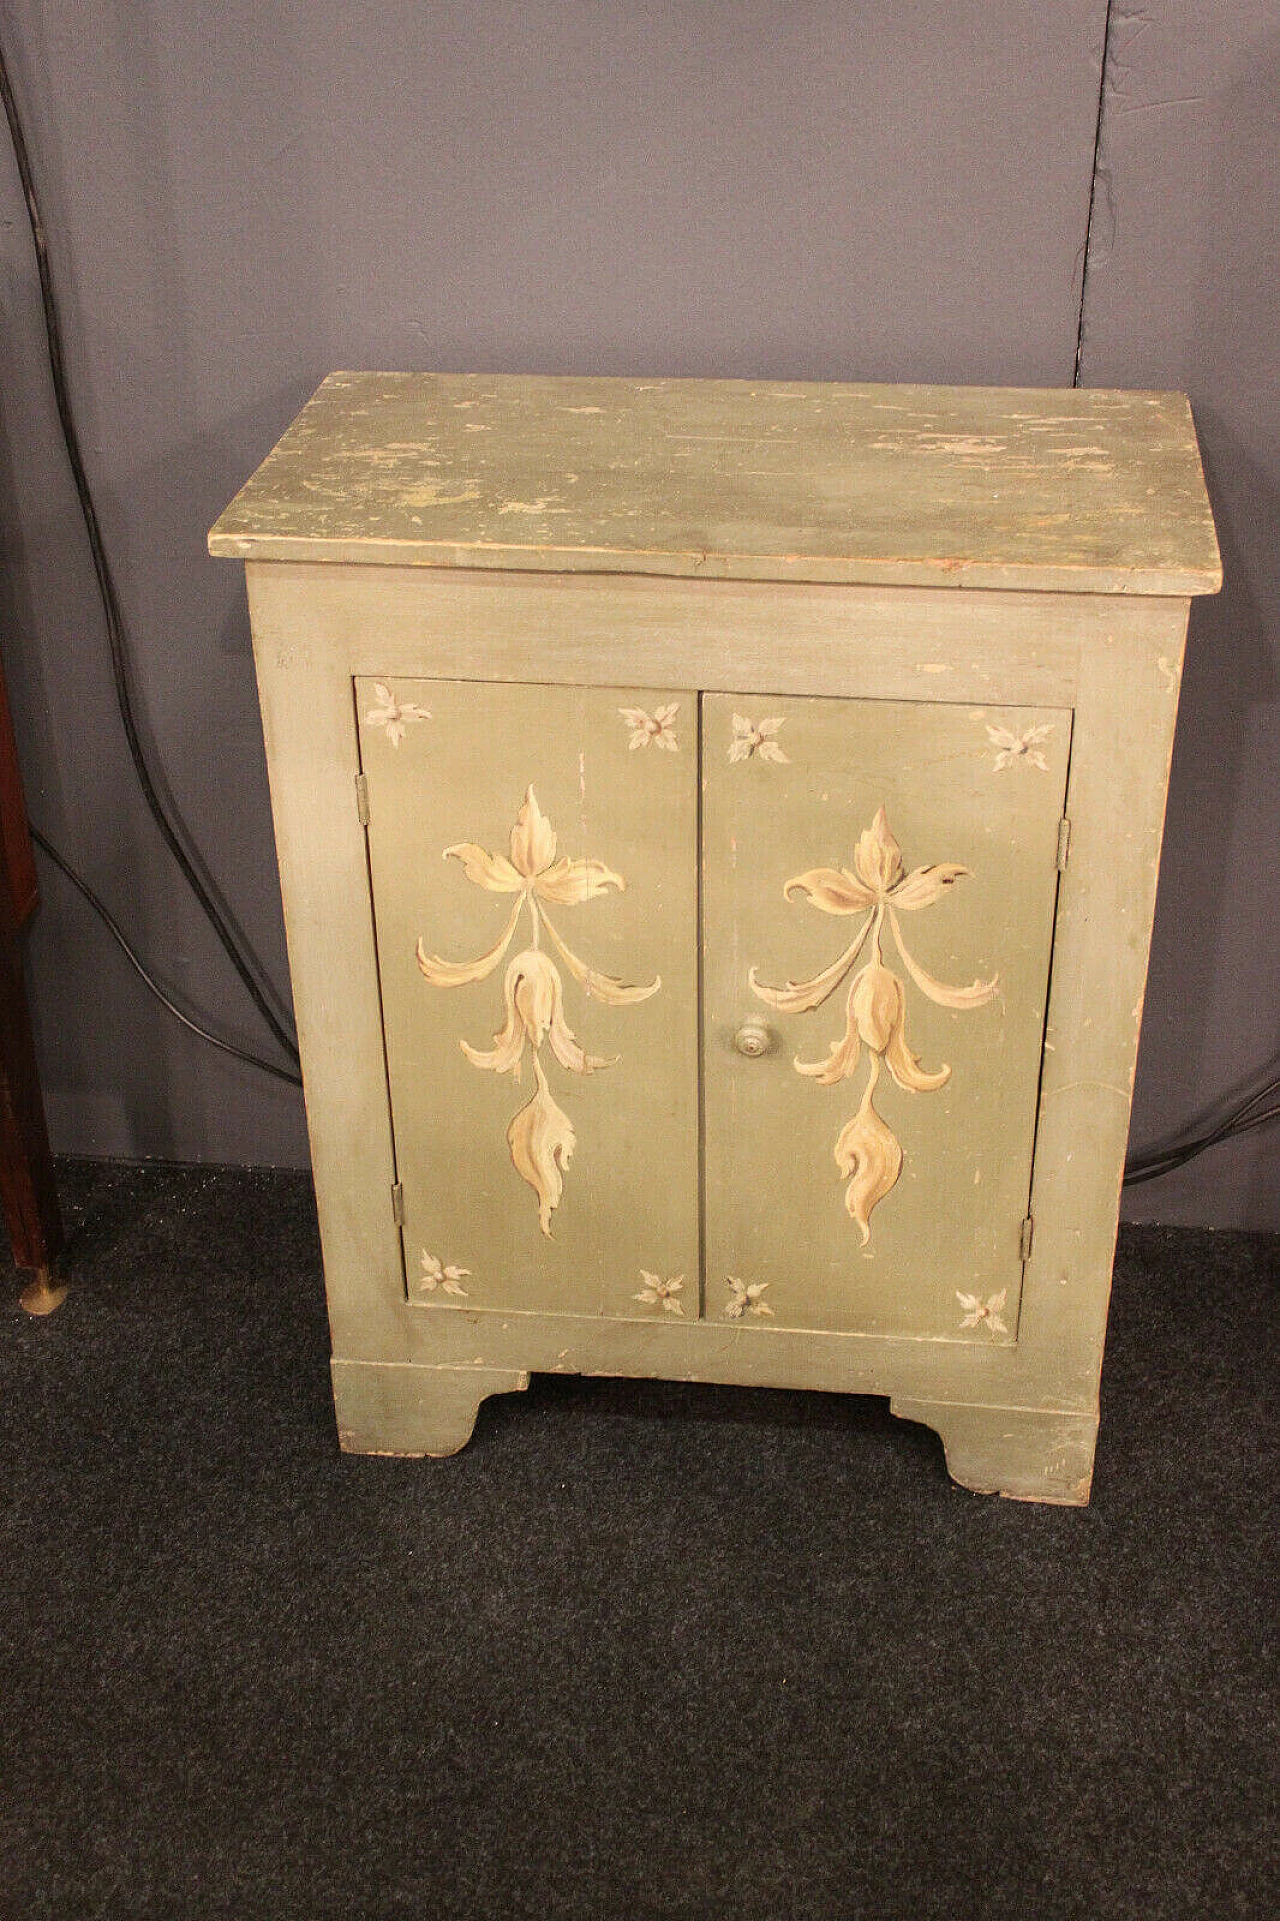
[986,723,1054,772]
[633,1271,686,1315]
[365,682,432,747]
[729,714,790,764]
[724,1276,774,1320]
[419,1251,470,1297]
[957,1289,1008,1336]
[619,703,679,751]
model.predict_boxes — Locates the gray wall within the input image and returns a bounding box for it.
[1077,1,1280,1229]
[0,2,1275,1225]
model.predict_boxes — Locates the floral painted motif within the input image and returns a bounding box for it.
[416,787,660,1236]
[633,1271,686,1315]
[619,703,679,751]
[729,713,790,764]
[418,1252,470,1298]
[986,722,1054,771]
[364,682,432,747]
[724,1276,774,1320]
[751,807,998,1244]
[957,1289,1008,1336]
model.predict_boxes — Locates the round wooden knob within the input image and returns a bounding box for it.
[733,1021,775,1058]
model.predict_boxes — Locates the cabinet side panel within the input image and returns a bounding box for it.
[1016,603,1193,1406]
[244,564,408,1357]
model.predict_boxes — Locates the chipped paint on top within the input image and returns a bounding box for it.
[208,372,1222,595]
[398,481,482,509]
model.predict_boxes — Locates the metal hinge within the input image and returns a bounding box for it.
[1055,817,1072,871]
[390,1181,405,1227]
[355,773,370,827]
[1019,1215,1035,1263]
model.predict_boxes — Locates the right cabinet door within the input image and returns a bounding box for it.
[701,691,1071,1342]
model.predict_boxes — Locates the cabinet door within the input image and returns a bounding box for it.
[701,692,1070,1342]
[358,678,698,1321]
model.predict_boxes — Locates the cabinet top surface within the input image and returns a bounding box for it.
[208,372,1220,596]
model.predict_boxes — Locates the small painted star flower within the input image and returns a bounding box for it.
[633,1271,686,1315]
[986,723,1054,772]
[724,1276,774,1320]
[419,1251,470,1297]
[957,1289,1008,1336]
[365,682,432,747]
[729,713,790,764]
[619,703,679,750]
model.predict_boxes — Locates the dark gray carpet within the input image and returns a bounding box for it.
[1,1158,1275,1921]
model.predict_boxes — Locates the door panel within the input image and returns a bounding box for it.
[701,692,1070,1342]
[358,677,698,1321]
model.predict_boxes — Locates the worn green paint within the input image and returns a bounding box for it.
[215,373,1220,1502]
[358,676,698,1319]
[701,691,1070,1341]
[210,372,1221,597]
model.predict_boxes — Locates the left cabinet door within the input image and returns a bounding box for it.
[357,677,700,1321]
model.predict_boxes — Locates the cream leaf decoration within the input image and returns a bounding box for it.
[729,714,790,764]
[633,1271,686,1314]
[889,864,970,911]
[851,807,904,891]
[752,805,998,1244]
[795,959,950,1093]
[749,915,875,1016]
[364,682,431,747]
[507,1059,576,1236]
[418,1252,470,1298]
[957,1289,1009,1336]
[509,784,558,877]
[724,1276,774,1320]
[416,896,524,988]
[987,722,1055,772]
[620,703,679,750]
[416,786,659,1235]
[834,1061,904,1243]
[783,868,877,914]
[540,908,661,1006]
[888,908,998,1008]
[459,948,616,1077]
[533,857,626,905]
[444,843,525,893]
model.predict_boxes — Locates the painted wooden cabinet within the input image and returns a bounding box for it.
[211,373,1220,1503]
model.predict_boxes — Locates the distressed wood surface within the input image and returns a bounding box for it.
[241,559,1192,1423]
[359,676,698,1318]
[889,1398,1100,1504]
[223,376,1219,1503]
[210,373,1221,596]
[332,1360,530,1458]
[701,691,1069,1341]
[257,560,1099,701]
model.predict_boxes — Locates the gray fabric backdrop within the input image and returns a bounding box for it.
[0,2,1274,1225]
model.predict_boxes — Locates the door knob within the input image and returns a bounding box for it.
[733,1021,775,1058]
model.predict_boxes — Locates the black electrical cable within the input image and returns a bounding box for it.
[0,37,300,1068]
[4,26,1275,1167]
[1077,8,1280,1187]
[31,827,302,1088]
[1073,0,1115,387]
[1124,1070,1280,1185]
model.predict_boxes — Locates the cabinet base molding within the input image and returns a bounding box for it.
[332,1355,1096,1503]
[332,1359,531,1458]
[890,1396,1098,1505]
